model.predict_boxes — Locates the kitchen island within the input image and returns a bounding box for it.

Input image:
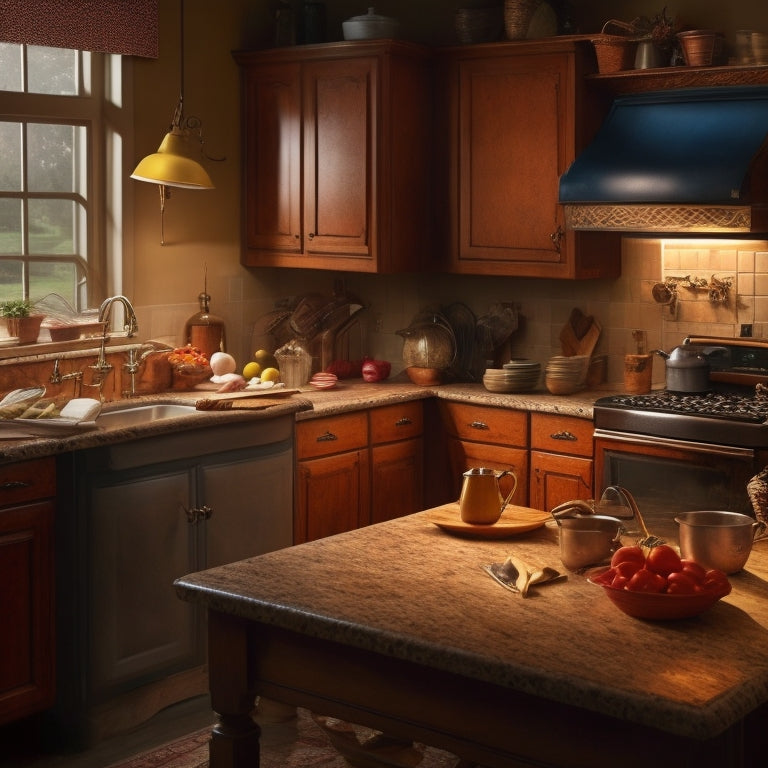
[174,507,768,768]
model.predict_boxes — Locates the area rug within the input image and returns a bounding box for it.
[107,707,462,768]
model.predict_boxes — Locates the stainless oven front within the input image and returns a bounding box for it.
[594,428,760,545]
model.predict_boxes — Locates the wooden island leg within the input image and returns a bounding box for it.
[207,610,261,768]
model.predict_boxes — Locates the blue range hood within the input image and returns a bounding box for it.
[559,86,768,233]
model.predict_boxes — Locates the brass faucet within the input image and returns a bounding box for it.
[123,342,171,398]
[50,358,83,397]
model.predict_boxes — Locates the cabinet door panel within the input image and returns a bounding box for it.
[296,450,370,543]
[0,500,54,723]
[304,58,373,257]
[440,402,527,447]
[244,62,302,254]
[530,450,593,512]
[530,413,593,458]
[88,469,200,697]
[446,438,528,506]
[371,439,423,524]
[459,57,562,261]
[201,447,293,568]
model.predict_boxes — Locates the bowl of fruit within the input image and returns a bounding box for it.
[588,544,731,620]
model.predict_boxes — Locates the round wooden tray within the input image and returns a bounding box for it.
[427,502,550,539]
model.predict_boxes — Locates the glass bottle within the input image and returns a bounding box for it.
[184,291,226,363]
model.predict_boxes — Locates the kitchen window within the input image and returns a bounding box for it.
[0,43,121,310]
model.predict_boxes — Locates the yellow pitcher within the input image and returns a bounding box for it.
[459,468,518,525]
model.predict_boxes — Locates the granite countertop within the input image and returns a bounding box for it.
[0,377,608,463]
[175,508,768,742]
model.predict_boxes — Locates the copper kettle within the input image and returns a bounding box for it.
[459,468,517,525]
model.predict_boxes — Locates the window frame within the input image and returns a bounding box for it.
[0,45,133,310]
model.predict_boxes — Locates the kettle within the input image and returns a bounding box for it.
[459,468,517,525]
[653,343,728,392]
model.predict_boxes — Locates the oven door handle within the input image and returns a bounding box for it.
[593,429,756,459]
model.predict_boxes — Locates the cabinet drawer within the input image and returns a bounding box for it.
[297,412,369,459]
[0,458,56,507]
[440,402,527,447]
[370,401,423,444]
[530,413,593,458]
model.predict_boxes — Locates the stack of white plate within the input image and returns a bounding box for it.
[483,359,541,393]
[545,355,590,395]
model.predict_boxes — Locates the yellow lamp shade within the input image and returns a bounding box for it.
[131,131,214,189]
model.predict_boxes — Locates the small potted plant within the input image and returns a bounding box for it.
[0,299,45,344]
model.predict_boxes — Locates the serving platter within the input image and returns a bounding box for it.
[0,418,98,437]
[427,502,550,539]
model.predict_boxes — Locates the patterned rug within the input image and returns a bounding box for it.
[107,708,462,768]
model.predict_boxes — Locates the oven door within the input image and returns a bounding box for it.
[594,429,758,545]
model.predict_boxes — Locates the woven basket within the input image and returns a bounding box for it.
[504,0,540,40]
[591,19,639,73]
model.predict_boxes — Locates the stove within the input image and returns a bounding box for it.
[594,336,768,449]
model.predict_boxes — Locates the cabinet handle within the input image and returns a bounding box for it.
[550,226,564,253]
[185,505,213,524]
[469,421,490,431]
[0,480,31,490]
[550,431,577,442]
[395,417,413,427]
[317,431,338,442]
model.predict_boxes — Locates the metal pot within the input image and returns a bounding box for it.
[675,510,764,574]
[653,344,710,392]
[556,515,624,571]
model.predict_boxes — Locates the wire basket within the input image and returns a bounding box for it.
[504,0,540,40]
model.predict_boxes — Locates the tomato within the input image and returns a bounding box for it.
[645,545,682,577]
[702,569,731,598]
[592,567,616,586]
[610,546,645,569]
[666,571,701,595]
[611,574,629,589]
[681,559,707,584]
[626,568,667,593]
[614,560,643,579]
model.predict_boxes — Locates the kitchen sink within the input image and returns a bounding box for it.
[97,402,199,428]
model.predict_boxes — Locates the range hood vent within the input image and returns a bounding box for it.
[559,86,768,234]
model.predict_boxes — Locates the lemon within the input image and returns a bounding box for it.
[254,349,278,370]
[260,367,281,383]
[242,361,262,380]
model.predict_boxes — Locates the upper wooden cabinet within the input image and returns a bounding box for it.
[434,39,621,279]
[234,41,432,273]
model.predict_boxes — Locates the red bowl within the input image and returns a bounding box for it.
[587,568,731,620]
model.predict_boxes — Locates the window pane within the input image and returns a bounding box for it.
[28,46,78,95]
[0,44,22,92]
[30,262,77,306]
[27,123,78,193]
[0,122,22,191]
[29,199,76,254]
[0,200,22,254]
[0,260,23,302]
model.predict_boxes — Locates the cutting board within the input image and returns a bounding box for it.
[559,308,601,358]
[195,388,300,411]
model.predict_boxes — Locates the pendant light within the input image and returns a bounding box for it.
[131,0,214,244]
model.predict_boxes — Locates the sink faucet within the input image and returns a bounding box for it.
[123,342,172,398]
[98,295,139,338]
[88,295,139,400]
[50,358,83,397]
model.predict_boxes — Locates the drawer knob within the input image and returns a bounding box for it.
[551,431,577,442]
[317,431,338,442]
[395,417,413,427]
[185,505,213,524]
[469,421,490,430]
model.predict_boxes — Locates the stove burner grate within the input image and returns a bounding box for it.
[596,392,768,424]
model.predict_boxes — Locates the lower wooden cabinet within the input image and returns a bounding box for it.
[439,401,528,505]
[295,401,424,542]
[529,412,593,511]
[0,457,56,725]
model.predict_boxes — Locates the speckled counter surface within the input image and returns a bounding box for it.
[176,509,768,743]
[0,378,607,464]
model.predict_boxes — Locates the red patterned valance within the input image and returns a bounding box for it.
[0,0,158,57]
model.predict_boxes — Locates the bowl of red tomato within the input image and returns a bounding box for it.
[588,544,731,620]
